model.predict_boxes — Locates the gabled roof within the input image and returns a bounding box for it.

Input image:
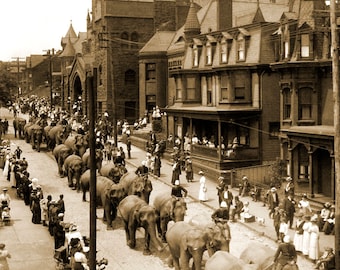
[253,7,265,23]
[139,31,176,55]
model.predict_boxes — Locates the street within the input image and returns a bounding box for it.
[0,107,315,270]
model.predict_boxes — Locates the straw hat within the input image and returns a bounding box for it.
[283,235,291,243]
[220,201,227,208]
[198,170,204,175]
[174,180,180,186]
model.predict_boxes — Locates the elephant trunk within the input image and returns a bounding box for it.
[147,223,164,252]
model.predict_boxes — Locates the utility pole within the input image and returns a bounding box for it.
[43,49,54,107]
[11,57,25,97]
[330,0,340,267]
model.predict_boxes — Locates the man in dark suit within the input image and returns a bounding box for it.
[268,187,279,218]
[282,194,296,229]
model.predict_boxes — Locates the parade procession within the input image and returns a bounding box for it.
[1,0,340,269]
[0,95,335,270]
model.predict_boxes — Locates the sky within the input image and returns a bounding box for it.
[0,0,91,61]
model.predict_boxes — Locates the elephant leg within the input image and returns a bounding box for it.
[179,251,191,270]
[128,225,136,248]
[68,172,74,188]
[143,231,151,255]
[160,217,170,242]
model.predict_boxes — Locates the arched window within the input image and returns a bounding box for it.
[131,32,139,49]
[121,32,129,49]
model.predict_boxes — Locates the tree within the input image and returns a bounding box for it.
[0,63,17,105]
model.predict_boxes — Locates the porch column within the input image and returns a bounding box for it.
[330,152,335,200]
[218,120,222,161]
[308,151,314,198]
[287,147,292,177]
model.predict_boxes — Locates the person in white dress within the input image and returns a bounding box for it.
[198,171,208,202]
[298,194,312,215]
[302,215,312,256]
[2,154,10,178]
[293,213,305,252]
[308,214,320,262]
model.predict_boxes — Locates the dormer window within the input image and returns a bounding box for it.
[283,25,290,59]
[206,42,212,65]
[192,38,202,68]
[221,40,228,63]
[237,37,245,61]
[236,29,250,62]
[193,45,199,67]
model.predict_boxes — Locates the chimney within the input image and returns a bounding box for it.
[218,0,232,30]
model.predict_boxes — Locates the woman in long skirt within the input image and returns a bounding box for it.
[2,154,10,178]
[293,213,305,252]
[302,215,312,256]
[309,215,320,262]
[9,160,16,188]
[198,171,208,202]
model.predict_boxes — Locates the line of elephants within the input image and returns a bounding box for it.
[13,116,296,270]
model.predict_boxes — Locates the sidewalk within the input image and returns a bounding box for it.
[121,138,335,255]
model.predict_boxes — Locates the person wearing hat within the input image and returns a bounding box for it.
[184,156,193,182]
[309,214,320,262]
[317,202,331,231]
[267,186,279,219]
[216,176,226,206]
[0,188,10,210]
[170,180,188,219]
[0,243,11,270]
[284,176,295,196]
[293,212,305,252]
[273,235,297,270]
[211,201,231,252]
[282,194,296,229]
[322,205,335,235]
[135,160,149,177]
[239,175,250,197]
[198,171,208,202]
[298,194,312,216]
[314,247,335,269]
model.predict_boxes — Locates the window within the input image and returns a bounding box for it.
[234,72,246,100]
[193,45,199,67]
[301,34,310,57]
[283,88,291,119]
[187,77,196,100]
[298,87,312,120]
[175,76,182,100]
[207,76,212,104]
[298,145,309,181]
[237,37,245,61]
[206,42,212,65]
[283,25,290,59]
[146,63,156,81]
[220,74,228,100]
[220,40,228,63]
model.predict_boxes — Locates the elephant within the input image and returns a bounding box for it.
[99,163,126,183]
[31,125,44,152]
[63,154,83,190]
[153,192,187,242]
[95,176,126,228]
[64,134,89,157]
[53,144,73,176]
[47,124,72,150]
[117,195,164,255]
[82,148,103,172]
[119,171,153,203]
[13,117,27,138]
[79,169,100,201]
[205,251,259,270]
[165,220,230,270]
[239,242,276,270]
